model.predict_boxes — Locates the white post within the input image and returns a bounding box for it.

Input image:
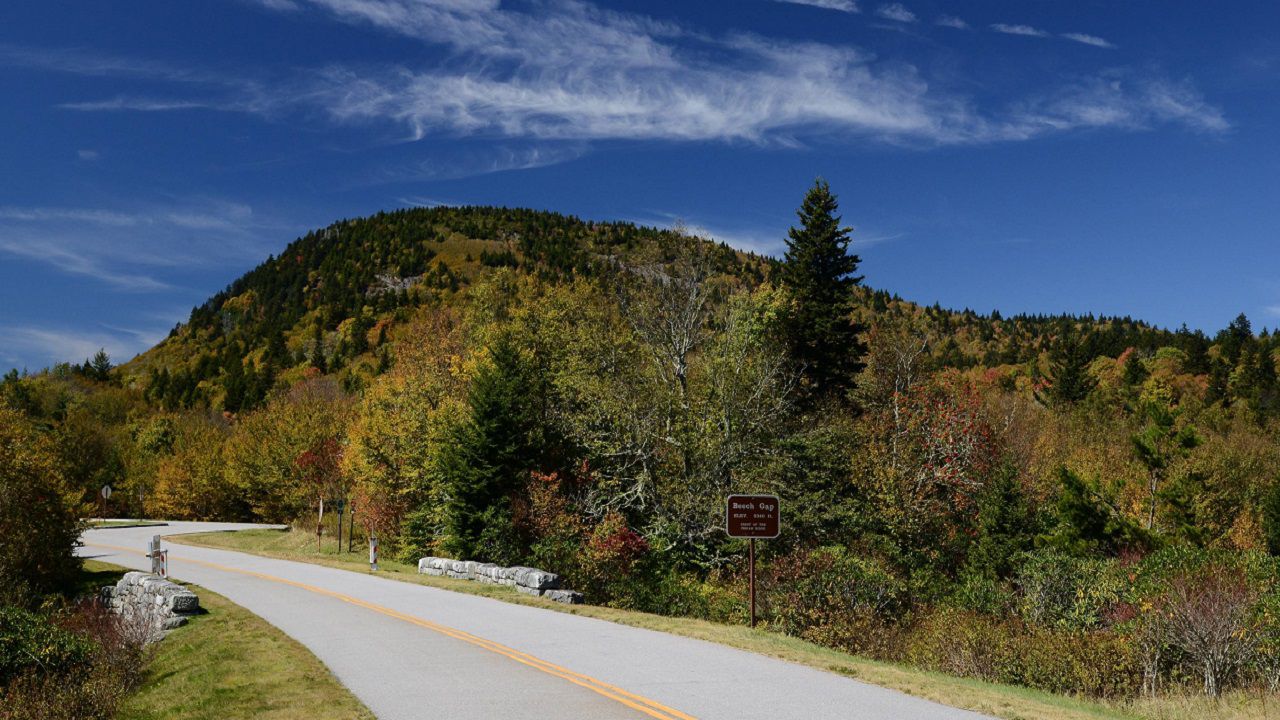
[149,535,162,575]
[369,534,378,571]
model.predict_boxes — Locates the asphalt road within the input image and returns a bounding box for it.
[80,522,990,720]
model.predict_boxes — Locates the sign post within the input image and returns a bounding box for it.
[99,485,112,521]
[726,494,780,629]
[335,499,345,555]
[369,534,378,572]
[147,535,168,577]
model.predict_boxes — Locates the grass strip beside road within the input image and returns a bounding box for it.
[81,559,374,720]
[88,520,169,529]
[171,529,1134,720]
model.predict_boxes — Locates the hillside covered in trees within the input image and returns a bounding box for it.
[5,184,1280,708]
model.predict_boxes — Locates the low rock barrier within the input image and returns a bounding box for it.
[417,557,584,604]
[100,571,201,641]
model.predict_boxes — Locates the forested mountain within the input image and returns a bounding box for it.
[125,206,768,411]
[118,204,1267,418]
[6,189,1280,706]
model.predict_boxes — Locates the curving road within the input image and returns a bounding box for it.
[79,522,989,720]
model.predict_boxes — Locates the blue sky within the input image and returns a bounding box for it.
[2,0,1279,371]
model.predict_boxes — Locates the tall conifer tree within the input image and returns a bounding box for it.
[441,336,538,562]
[780,179,866,401]
[1035,327,1097,407]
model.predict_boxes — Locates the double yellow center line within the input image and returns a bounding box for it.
[85,541,696,720]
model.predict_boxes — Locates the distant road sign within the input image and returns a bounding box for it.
[100,485,112,500]
[726,494,780,539]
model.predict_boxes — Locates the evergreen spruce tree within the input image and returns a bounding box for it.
[964,463,1037,580]
[265,331,289,368]
[1035,328,1097,407]
[1262,480,1280,556]
[1049,467,1148,556]
[780,179,866,402]
[1217,313,1254,366]
[222,353,246,413]
[440,337,538,563]
[89,349,112,381]
[310,323,327,374]
[1132,401,1201,530]
[1122,350,1149,388]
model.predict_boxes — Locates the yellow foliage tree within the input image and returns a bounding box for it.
[343,309,467,555]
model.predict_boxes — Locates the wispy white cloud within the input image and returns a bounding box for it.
[1265,305,1280,317]
[935,16,968,30]
[359,144,589,185]
[0,239,171,291]
[875,3,916,23]
[39,1,1227,150]
[1062,32,1116,49]
[0,207,140,226]
[0,325,162,368]
[0,199,280,292]
[396,196,454,209]
[1,43,272,115]
[59,97,211,112]
[635,211,903,257]
[1007,75,1229,135]
[0,43,219,84]
[772,0,859,12]
[253,0,301,10]
[990,23,1050,38]
[77,149,100,161]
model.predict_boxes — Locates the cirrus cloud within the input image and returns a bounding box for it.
[875,3,917,23]
[772,0,859,13]
[48,0,1227,151]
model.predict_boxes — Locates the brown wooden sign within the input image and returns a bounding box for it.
[726,494,780,539]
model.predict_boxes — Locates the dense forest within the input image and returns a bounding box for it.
[5,183,1280,706]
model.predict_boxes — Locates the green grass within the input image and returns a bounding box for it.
[172,529,1140,720]
[87,520,168,529]
[81,559,373,720]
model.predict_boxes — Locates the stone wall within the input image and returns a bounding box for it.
[417,557,584,604]
[100,571,201,642]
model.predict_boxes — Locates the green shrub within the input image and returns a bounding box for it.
[0,605,95,685]
[1125,546,1279,696]
[904,608,1014,681]
[1015,549,1124,630]
[763,546,906,657]
[576,511,651,605]
[950,571,1016,615]
[0,404,84,604]
[1010,627,1139,698]
[904,608,1140,698]
[0,602,144,720]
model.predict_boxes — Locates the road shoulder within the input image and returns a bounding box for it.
[83,559,376,720]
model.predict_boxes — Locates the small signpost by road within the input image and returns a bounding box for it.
[369,534,379,572]
[99,484,112,521]
[148,535,168,578]
[726,494,780,628]
[335,499,346,554]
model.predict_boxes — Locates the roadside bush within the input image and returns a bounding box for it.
[0,403,84,604]
[904,608,1140,697]
[0,601,145,720]
[1125,546,1278,696]
[904,609,1014,682]
[949,571,1016,616]
[0,605,95,684]
[763,546,906,657]
[1015,549,1124,630]
[1011,627,1139,698]
[577,511,650,603]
